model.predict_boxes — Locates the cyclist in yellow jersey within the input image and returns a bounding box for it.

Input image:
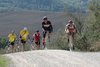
[20,27,29,51]
[8,31,16,52]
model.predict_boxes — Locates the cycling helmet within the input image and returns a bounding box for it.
[11,30,15,33]
[24,27,27,30]
[36,30,39,32]
[43,16,47,20]
[68,20,73,23]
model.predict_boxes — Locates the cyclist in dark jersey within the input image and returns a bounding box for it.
[42,16,53,45]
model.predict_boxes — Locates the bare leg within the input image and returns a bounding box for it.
[48,32,51,42]
[21,43,25,52]
[23,44,26,51]
[72,33,75,50]
[9,45,12,53]
[12,45,15,53]
[43,31,47,49]
[32,42,35,50]
[67,33,70,43]
[43,38,46,49]
[36,45,40,50]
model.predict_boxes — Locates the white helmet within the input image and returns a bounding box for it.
[43,16,47,20]
[11,30,15,33]
[24,27,27,30]
[68,20,73,23]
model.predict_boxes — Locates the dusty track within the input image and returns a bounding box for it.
[5,50,100,67]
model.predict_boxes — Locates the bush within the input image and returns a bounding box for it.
[50,30,91,51]
[0,37,8,49]
[74,34,90,51]
[0,37,8,54]
[50,30,69,50]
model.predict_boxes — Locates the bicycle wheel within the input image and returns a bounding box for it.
[5,45,10,53]
[69,35,74,51]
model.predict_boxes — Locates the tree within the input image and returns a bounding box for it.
[88,0,100,31]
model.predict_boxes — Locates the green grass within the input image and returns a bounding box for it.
[0,56,8,67]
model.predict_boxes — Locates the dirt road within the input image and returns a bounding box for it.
[5,50,100,67]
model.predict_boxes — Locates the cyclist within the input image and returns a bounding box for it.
[8,30,17,53]
[33,30,41,50]
[65,20,77,43]
[20,27,29,51]
[42,16,53,46]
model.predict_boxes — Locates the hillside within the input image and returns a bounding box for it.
[0,0,63,12]
[0,11,68,36]
[0,0,89,12]
[61,0,90,12]
[5,50,100,67]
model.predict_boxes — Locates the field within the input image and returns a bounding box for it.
[0,11,69,37]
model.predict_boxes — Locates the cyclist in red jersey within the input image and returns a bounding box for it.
[33,30,41,50]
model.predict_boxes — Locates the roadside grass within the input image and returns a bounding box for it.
[0,56,8,67]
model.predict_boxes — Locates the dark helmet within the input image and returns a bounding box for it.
[43,16,47,20]
[36,30,39,32]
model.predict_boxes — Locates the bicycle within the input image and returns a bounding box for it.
[15,39,21,52]
[5,42,16,53]
[20,38,33,51]
[5,43,10,53]
[68,34,74,51]
[28,39,36,50]
[68,33,75,51]
[30,41,36,50]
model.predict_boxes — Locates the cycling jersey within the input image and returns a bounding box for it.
[20,30,29,41]
[33,33,40,42]
[8,34,16,42]
[66,23,76,33]
[42,21,53,31]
